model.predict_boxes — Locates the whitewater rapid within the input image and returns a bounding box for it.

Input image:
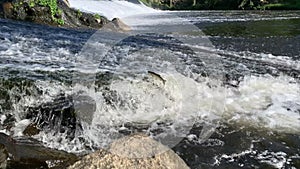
[5,73,299,153]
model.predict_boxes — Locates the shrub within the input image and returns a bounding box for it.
[29,0,35,7]
[38,0,58,17]
[57,18,64,25]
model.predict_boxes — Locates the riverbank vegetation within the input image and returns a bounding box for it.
[140,0,300,10]
[0,0,108,28]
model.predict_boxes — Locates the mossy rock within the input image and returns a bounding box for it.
[0,0,108,29]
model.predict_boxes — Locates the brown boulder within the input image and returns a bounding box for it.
[2,2,13,19]
[68,134,189,169]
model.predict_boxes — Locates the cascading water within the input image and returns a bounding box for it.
[68,0,158,20]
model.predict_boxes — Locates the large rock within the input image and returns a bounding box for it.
[103,17,131,32]
[1,2,13,19]
[68,134,189,169]
[0,0,108,29]
[0,133,78,168]
[0,0,134,30]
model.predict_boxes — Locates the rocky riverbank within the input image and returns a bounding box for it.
[0,0,108,29]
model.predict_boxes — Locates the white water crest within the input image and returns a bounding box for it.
[68,0,158,20]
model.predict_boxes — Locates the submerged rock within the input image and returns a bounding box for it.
[25,93,96,139]
[68,134,189,169]
[26,94,79,139]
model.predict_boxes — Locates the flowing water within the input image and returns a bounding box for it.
[0,1,299,168]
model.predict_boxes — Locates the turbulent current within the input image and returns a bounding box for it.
[0,6,299,169]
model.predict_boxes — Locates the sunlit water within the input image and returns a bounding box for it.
[0,10,299,168]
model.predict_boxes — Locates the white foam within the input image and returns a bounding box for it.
[68,0,158,21]
[257,151,288,168]
[224,75,300,133]
[215,142,292,169]
[23,74,299,153]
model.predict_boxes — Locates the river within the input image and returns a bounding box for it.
[0,4,299,169]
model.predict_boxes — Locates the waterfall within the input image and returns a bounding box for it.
[68,0,158,20]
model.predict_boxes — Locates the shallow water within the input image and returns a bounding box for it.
[0,10,299,168]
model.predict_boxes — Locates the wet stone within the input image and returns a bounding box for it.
[25,94,79,139]
[0,133,79,168]
[22,123,40,136]
[0,144,7,169]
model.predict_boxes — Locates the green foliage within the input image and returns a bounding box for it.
[57,18,64,25]
[238,0,264,9]
[56,9,62,15]
[11,0,66,26]
[29,0,35,7]
[94,13,100,20]
[76,9,82,17]
[38,0,47,6]
[53,17,64,25]
[35,0,65,25]
[38,0,58,16]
